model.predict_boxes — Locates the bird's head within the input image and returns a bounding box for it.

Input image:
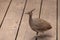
[25,9,35,16]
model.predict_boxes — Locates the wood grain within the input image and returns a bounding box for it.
[58,0,60,40]
[17,0,43,40]
[0,0,57,40]
[0,0,25,40]
[40,0,56,40]
[0,0,10,27]
[17,0,56,40]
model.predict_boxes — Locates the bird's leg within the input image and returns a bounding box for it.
[36,32,38,35]
[42,31,44,35]
[35,32,38,40]
[41,31,44,36]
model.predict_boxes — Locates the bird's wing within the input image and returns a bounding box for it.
[32,18,50,28]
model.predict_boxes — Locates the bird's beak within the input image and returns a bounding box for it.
[25,9,35,14]
[30,9,35,12]
[25,12,29,14]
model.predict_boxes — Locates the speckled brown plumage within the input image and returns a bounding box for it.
[26,9,52,33]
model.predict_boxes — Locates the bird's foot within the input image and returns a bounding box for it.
[35,36,38,40]
[35,32,38,40]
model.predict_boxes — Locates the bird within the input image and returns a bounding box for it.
[25,9,52,39]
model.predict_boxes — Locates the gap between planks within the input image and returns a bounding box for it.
[17,0,41,40]
[0,0,12,28]
[17,0,56,40]
[0,0,25,40]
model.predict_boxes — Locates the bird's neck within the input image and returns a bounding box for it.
[29,15,32,22]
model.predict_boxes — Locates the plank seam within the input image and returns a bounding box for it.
[36,0,43,40]
[15,0,28,40]
[56,0,58,40]
[39,0,43,18]
[0,0,12,28]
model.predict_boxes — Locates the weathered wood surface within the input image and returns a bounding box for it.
[0,0,10,27]
[17,0,41,40]
[40,0,56,40]
[0,0,25,40]
[58,0,60,40]
[0,0,57,40]
[17,0,56,40]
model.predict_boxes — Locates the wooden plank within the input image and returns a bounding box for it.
[0,0,10,27]
[0,0,12,28]
[17,0,41,40]
[40,0,56,40]
[58,9,60,40]
[17,0,56,40]
[58,0,60,40]
[0,0,25,40]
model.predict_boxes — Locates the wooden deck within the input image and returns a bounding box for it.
[0,0,57,40]
[58,0,60,40]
